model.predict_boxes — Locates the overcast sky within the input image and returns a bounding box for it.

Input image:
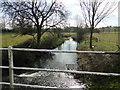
[59,0,119,28]
[0,0,120,28]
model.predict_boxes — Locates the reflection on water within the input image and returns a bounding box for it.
[15,37,86,89]
[40,37,78,69]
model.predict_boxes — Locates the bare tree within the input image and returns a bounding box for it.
[2,0,67,48]
[75,15,85,28]
[79,0,117,49]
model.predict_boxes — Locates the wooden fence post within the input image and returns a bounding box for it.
[8,46,14,89]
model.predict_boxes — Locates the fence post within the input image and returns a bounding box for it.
[8,46,14,89]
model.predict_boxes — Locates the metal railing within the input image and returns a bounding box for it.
[0,46,120,89]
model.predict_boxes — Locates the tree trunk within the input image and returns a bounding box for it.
[90,28,93,49]
[57,33,60,38]
[36,27,41,48]
[37,33,41,47]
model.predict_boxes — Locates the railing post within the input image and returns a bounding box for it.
[8,46,14,89]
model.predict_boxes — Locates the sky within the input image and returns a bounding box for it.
[59,0,120,28]
[0,0,120,28]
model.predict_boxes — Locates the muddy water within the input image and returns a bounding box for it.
[14,37,86,89]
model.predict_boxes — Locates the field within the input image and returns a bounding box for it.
[93,32,119,45]
[1,32,64,48]
[62,32,76,37]
[77,32,120,51]
[1,33,33,48]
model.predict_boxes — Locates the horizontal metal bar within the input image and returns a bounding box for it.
[13,66,120,76]
[11,48,120,54]
[0,66,9,69]
[1,66,120,76]
[0,82,58,88]
[0,48,8,50]
[0,47,120,54]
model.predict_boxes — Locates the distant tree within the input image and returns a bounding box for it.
[79,0,117,49]
[52,28,63,38]
[75,15,85,42]
[2,0,67,48]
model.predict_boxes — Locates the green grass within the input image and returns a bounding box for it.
[62,32,76,37]
[79,32,120,51]
[1,32,64,48]
[0,33,2,47]
[77,38,118,51]
[93,32,119,45]
[1,33,33,48]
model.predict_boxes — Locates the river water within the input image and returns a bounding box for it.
[14,37,86,89]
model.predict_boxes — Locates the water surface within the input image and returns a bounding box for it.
[15,37,86,89]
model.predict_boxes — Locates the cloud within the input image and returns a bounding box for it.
[60,0,119,27]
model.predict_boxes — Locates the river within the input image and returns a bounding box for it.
[14,37,86,89]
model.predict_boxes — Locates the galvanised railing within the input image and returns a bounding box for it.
[0,46,120,89]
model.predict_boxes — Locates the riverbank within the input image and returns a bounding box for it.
[3,37,85,89]
[15,34,64,49]
[1,32,64,49]
[2,33,65,75]
[76,38,120,88]
[1,32,33,48]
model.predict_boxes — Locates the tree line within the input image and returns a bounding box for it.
[1,0,117,49]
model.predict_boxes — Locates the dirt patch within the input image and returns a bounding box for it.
[77,45,120,73]
[77,53,120,73]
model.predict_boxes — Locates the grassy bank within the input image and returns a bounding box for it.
[62,32,76,37]
[76,35,120,88]
[1,32,64,48]
[1,33,33,48]
[93,32,119,45]
[2,32,64,73]
[77,38,119,51]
